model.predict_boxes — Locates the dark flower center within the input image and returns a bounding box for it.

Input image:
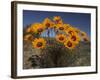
[59,37,64,41]
[67,41,72,47]
[68,31,73,34]
[83,38,88,41]
[71,36,76,41]
[37,42,43,47]
[76,31,78,33]
[59,27,64,30]
[81,33,85,36]
[28,36,33,41]
[46,23,50,27]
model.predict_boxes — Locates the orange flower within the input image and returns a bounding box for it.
[43,18,53,29]
[74,27,80,34]
[26,26,35,33]
[80,31,87,37]
[50,21,56,28]
[56,25,65,31]
[31,23,44,34]
[53,16,62,23]
[24,34,33,41]
[64,39,76,49]
[69,33,80,44]
[80,31,90,42]
[63,24,71,30]
[26,27,32,33]
[65,27,76,35]
[32,38,46,49]
[82,36,90,42]
[56,34,66,43]
[55,21,66,31]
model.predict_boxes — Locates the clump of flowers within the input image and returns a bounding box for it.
[24,16,90,50]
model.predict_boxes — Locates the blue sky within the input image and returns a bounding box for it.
[23,10,91,37]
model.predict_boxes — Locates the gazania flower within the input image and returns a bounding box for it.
[63,24,70,30]
[74,28,80,34]
[26,27,33,33]
[69,33,80,44]
[43,18,53,29]
[32,38,46,49]
[56,19,63,24]
[80,31,90,42]
[50,21,56,28]
[65,27,76,35]
[64,39,76,49]
[24,34,33,41]
[56,22,65,31]
[80,31,87,37]
[56,25,65,31]
[31,23,44,34]
[53,16,62,23]
[82,36,90,42]
[56,34,66,43]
